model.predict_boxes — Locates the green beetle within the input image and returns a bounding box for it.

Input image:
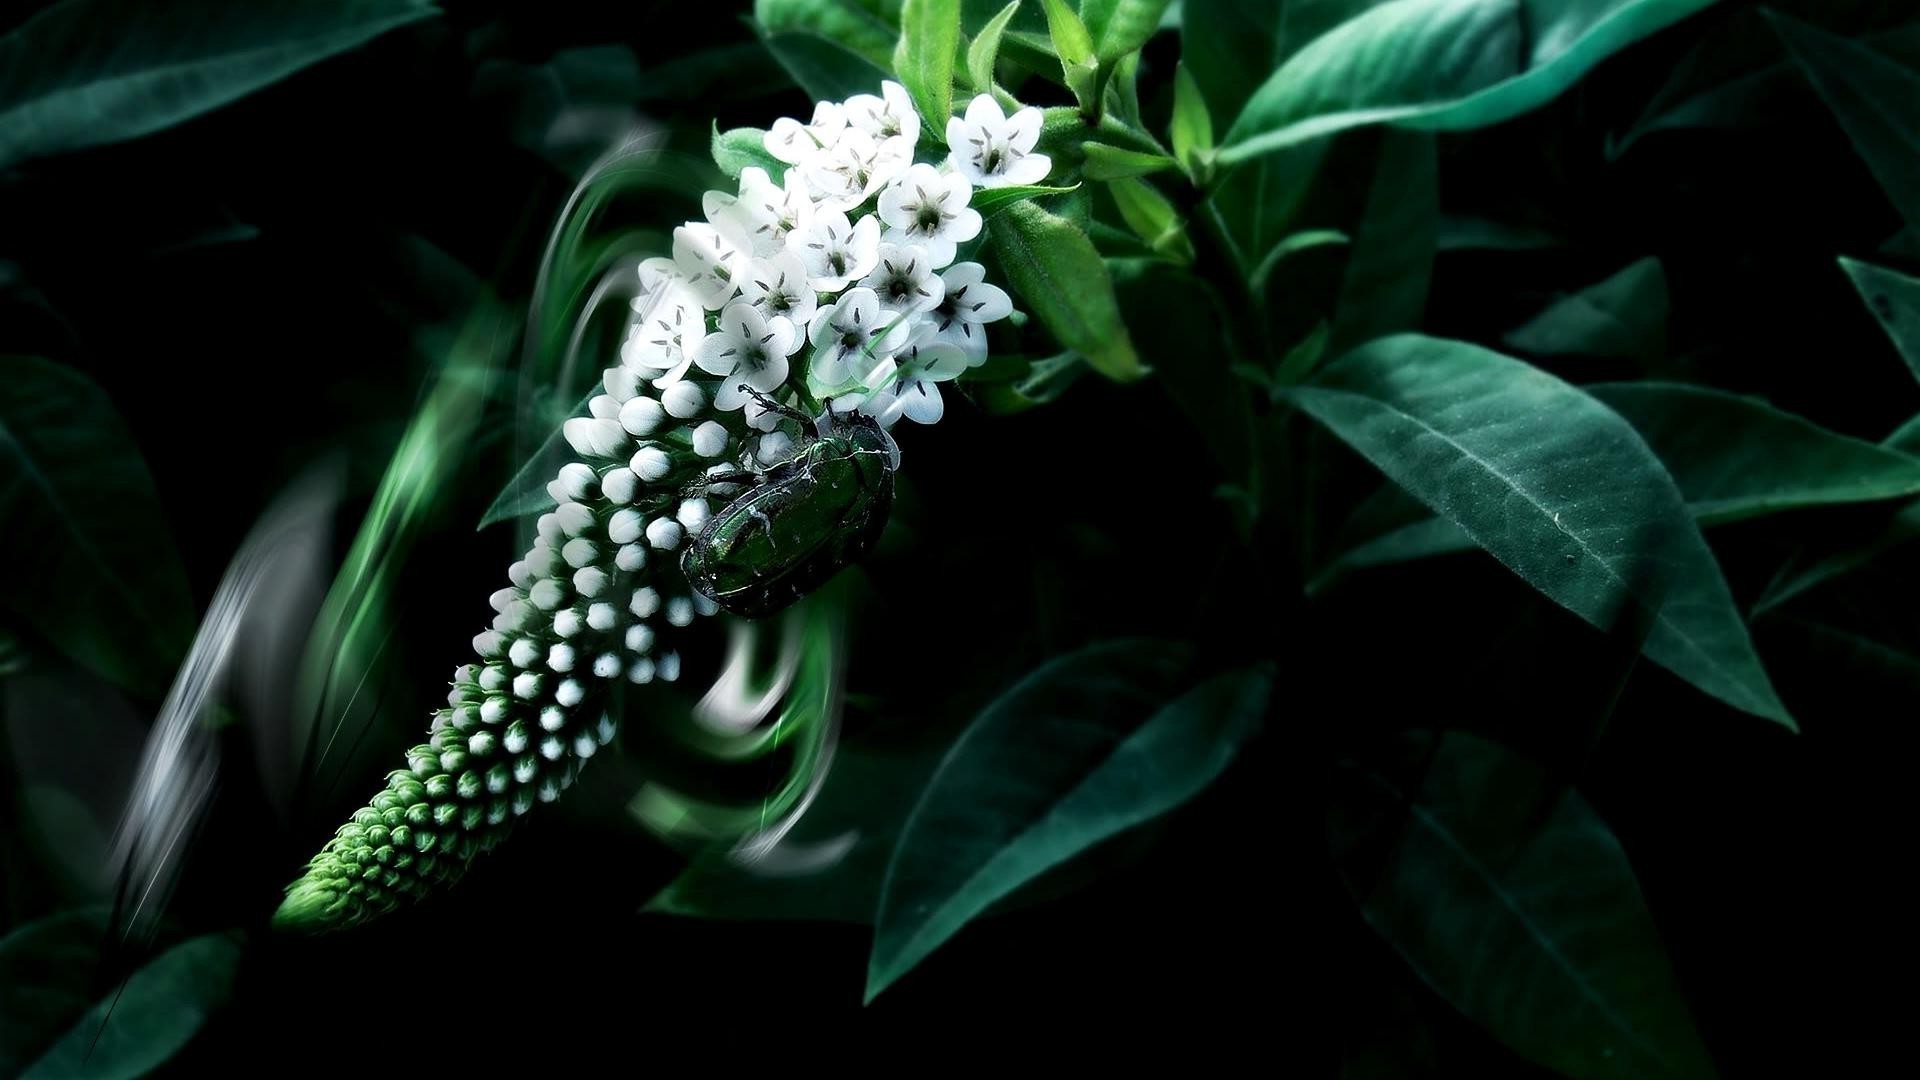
[682,388,898,618]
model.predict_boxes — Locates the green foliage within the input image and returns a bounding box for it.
[1332,733,1720,1079]
[991,201,1143,380]
[895,0,961,127]
[1504,257,1671,362]
[966,1,1024,91]
[1841,257,1920,384]
[867,641,1271,999]
[0,0,437,172]
[21,931,243,1079]
[0,357,194,697]
[710,124,788,181]
[1771,11,1920,229]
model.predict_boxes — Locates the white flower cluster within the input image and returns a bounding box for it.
[619,82,1039,427]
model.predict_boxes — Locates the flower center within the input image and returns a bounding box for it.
[914,205,944,233]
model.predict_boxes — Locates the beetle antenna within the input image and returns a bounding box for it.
[739,383,817,436]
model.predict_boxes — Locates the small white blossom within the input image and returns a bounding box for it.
[548,643,576,672]
[806,128,912,212]
[765,101,847,165]
[677,497,711,533]
[587,394,620,420]
[694,302,796,411]
[553,608,583,638]
[603,365,641,403]
[921,261,1013,361]
[710,167,814,257]
[743,398,784,432]
[862,340,972,426]
[843,81,920,146]
[646,518,684,551]
[947,95,1051,188]
[877,164,981,268]
[671,224,746,310]
[794,209,880,292]
[615,544,646,572]
[562,417,629,459]
[629,585,661,617]
[808,287,913,386]
[600,467,637,504]
[631,445,673,482]
[607,508,644,545]
[859,243,945,316]
[626,623,655,653]
[622,283,705,382]
[737,249,819,332]
[587,602,619,631]
[691,420,731,457]
[573,566,609,597]
[661,380,705,418]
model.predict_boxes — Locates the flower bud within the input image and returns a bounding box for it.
[691,420,729,458]
[662,381,704,418]
[620,395,666,435]
[600,467,637,504]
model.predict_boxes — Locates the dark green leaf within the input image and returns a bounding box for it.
[868,642,1271,1000]
[22,931,243,1080]
[1180,0,1385,122]
[761,31,894,103]
[0,0,437,172]
[1331,733,1720,1080]
[1330,130,1436,353]
[991,201,1144,380]
[1079,0,1174,65]
[967,0,1024,91]
[1503,257,1670,362]
[711,124,787,181]
[1285,335,1790,726]
[1840,257,1920,385]
[0,909,106,1075]
[1220,0,1722,165]
[967,352,1088,413]
[896,0,960,128]
[0,356,194,697]
[1081,141,1177,179]
[756,0,901,71]
[1771,11,1920,229]
[1112,260,1251,477]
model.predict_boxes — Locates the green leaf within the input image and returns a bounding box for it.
[868,641,1271,1000]
[710,124,787,181]
[756,0,901,71]
[1180,0,1382,122]
[1770,11,1920,229]
[1840,257,1920,386]
[1107,179,1193,263]
[1331,733,1720,1080]
[0,0,436,172]
[0,909,106,1076]
[1219,0,1723,166]
[991,201,1144,381]
[21,931,243,1080]
[966,352,1088,413]
[1079,0,1174,64]
[1170,61,1215,177]
[1112,260,1251,477]
[1039,0,1094,66]
[1249,229,1351,299]
[967,0,1024,91]
[0,356,195,697]
[896,0,961,128]
[1330,130,1436,353]
[761,30,894,103]
[970,181,1079,218]
[478,389,598,529]
[1080,141,1177,179]
[1503,257,1670,362]
[1285,335,1790,726]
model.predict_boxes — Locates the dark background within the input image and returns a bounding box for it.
[1,0,1908,1071]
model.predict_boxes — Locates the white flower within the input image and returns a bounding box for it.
[859,242,945,316]
[793,209,880,292]
[694,301,796,411]
[709,167,814,257]
[661,380,705,418]
[671,224,746,310]
[862,341,972,426]
[877,164,981,268]
[843,81,920,146]
[765,101,847,165]
[621,282,705,382]
[946,95,1050,188]
[806,128,912,212]
[737,249,819,333]
[920,261,1013,362]
[808,287,914,386]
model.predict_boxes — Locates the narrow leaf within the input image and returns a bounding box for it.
[1770,11,1920,229]
[1079,0,1175,65]
[967,1,1024,91]
[1080,141,1177,179]
[1171,61,1215,174]
[1839,256,1920,386]
[991,201,1144,380]
[1285,335,1790,726]
[1504,257,1670,362]
[896,0,961,129]
[1039,0,1094,67]
[969,181,1079,218]
[1331,130,1437,353]
[22,931,243,1080]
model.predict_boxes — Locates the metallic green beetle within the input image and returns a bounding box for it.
[682,388,898,618]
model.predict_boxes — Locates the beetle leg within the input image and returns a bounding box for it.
[748,505,776,549]
[737,383,819,437]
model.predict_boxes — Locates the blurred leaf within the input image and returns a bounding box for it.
[756,0,902,71]
[0,0,437,171]
[1840,257,1920,385]
[711,124,787,181]
[967,1,1024,90]
[868,642,1270,1000]
[0,908,105,1075]
[971,181,1079,218]
[1331,130,1436,353]
[1771,11,1920,229]
[1207,136,1331,280]
[478,389,598,529]
[1180,0,1386,121]
[761,29,895,102]
[1436,214,1564,252]
[1079,0,1174,65]
[896,0,960,128]
[0,356,194,698]
[1171,62,1214,176]
[1113,260,1251,478]
[22,930,243,1080]
[991,201,1143,380]
[1331,733,1719,1079]
[1081,142,1176,179]
[1250,230,1351,300]
[470,45,645,180]
[967,351,1088,413]
[1285,335,1790,726]
[1504,257,1669,362]
[1219,0,1722,165]
[1107,180,1192,262]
